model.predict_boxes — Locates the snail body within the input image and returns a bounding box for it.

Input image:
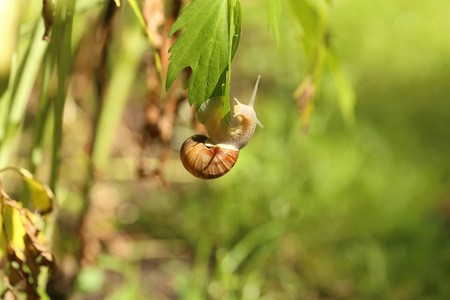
[180,76,263,179]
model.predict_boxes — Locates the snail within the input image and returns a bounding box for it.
[180,76,263,179]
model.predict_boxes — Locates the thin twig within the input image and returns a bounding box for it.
[128,0,164,86]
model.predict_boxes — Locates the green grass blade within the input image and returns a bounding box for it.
[29,53,53,173]
[0,21,48,168]
[50,0,76,191]
[8,22,48,130]
[92,23,146,169]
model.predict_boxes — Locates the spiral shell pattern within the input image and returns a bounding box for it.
[180,135,239,179]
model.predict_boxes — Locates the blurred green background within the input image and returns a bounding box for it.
[1,0,450,299]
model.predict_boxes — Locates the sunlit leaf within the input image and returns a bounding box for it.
[0,203,26,260]
[21,172,54,216]
[166,0,230,108]
[0,167,54,215]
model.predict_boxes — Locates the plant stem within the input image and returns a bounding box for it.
[50,0,76,191]
[92,22,146,169]
[224,0,237,120]
[128,0,163,87]
[29,53,53,173]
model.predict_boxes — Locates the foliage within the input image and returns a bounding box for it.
[166,0,242,117]
[0,168,55,299]
[0,0,449,299]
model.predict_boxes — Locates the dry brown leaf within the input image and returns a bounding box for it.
[294,76,316,133]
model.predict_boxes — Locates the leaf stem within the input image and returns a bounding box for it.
[224,0,237,120]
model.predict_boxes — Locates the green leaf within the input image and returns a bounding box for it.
[231,0,242,61]
[166,0,230,108]
[268,0,282,45]
[286,0,326,58]
[327,50,355,124]
[21,170,54,215]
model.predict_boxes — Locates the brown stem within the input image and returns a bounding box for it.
[139,0,186,184]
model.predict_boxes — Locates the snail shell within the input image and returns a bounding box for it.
[180,135,239,179]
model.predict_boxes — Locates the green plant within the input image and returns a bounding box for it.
[0,0,360,298]
[166,0,353,179]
